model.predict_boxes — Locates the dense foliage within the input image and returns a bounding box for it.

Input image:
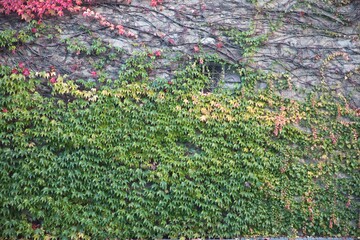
[0,0,162,21]
[0,52,358,238]
[0,0,359,238]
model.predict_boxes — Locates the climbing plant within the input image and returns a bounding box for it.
[0,51,358,239]
[0,1,359,239]
[0,0,163,20]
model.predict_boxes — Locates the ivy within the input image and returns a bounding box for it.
[224,24,269,58]
[0,20,41,52]
[0,59,358,238]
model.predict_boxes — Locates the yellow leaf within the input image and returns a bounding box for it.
[21,13,32,22]
[200,115,208,122]
[48,9,55,16]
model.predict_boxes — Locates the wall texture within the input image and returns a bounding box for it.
[0,0,359,105]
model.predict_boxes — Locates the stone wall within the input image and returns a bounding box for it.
[0,0,359,106]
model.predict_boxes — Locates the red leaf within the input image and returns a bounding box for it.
[168,38,175,45]
[50,77,57,84]
[90,71,97,77]
[22,68,30,77]
[193,45,200,53]
[154,50,161,57]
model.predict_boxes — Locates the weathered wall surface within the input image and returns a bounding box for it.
[1,0,359,105]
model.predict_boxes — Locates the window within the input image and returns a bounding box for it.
[203,62,242,91]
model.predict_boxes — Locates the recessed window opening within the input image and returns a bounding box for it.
[202,62,223,92]
[203,62,242,92]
